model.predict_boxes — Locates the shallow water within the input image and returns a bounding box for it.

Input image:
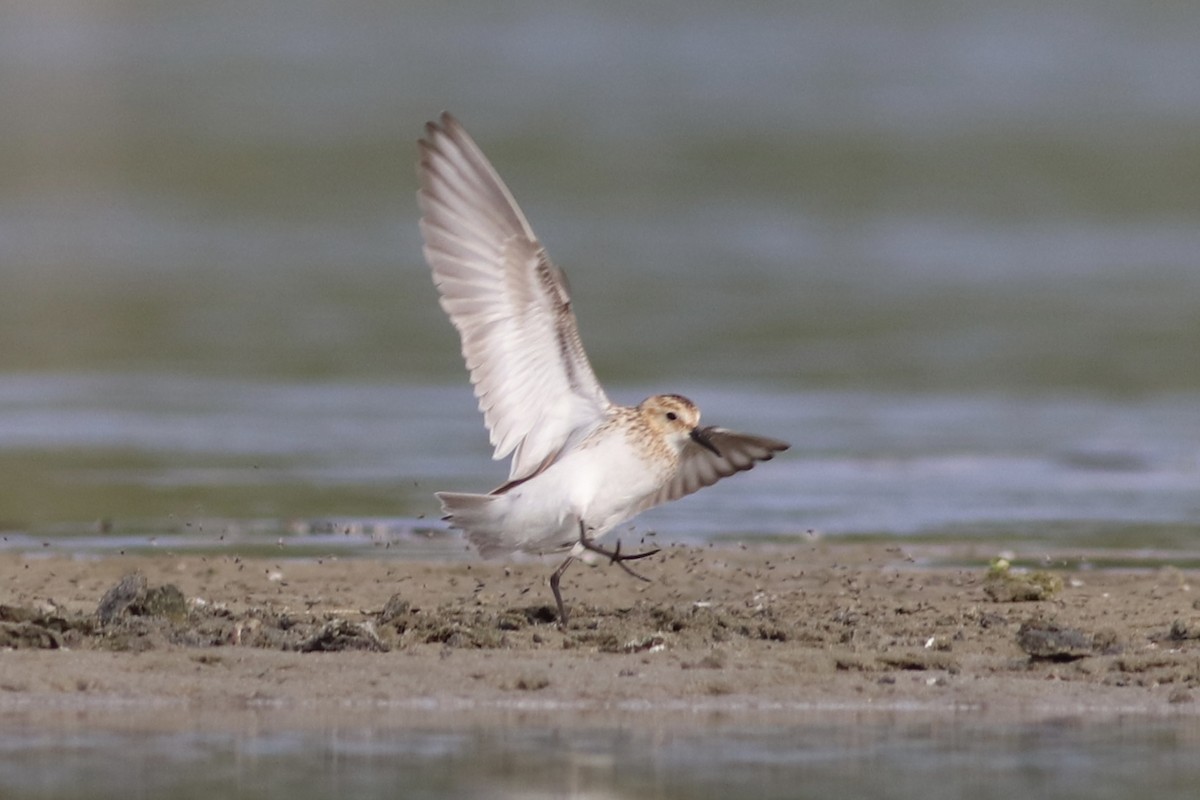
[2,1,1199,550]
[1,374,1197,552]
[3,715,1200,800]
[2,1,1199,552]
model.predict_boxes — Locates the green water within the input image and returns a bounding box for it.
[2,1,1198,391]
[1,0,1198,546]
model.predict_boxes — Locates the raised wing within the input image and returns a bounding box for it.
[637,428,789,512]
[418,113,612,481]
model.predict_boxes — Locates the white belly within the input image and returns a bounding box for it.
[498,430,668,554]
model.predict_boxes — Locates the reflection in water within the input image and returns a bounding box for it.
[3,717,1200,800]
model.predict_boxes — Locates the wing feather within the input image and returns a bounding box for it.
[636,428,790,513]
[418,113,611,481]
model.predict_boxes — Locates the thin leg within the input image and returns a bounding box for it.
[549,522,663,629]
[575,520,660,582]
[550,555,574,629]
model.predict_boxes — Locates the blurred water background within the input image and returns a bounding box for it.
[1,1,1198,550]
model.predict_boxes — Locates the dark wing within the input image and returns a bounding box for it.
[636,427,790,512]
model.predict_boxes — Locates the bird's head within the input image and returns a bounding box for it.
[638,394,721,456]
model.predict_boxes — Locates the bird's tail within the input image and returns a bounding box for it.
[436,491,516,559]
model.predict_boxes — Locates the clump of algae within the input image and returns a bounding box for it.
[983,557,1064,602]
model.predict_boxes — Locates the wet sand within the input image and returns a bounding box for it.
[2,543,1198,731]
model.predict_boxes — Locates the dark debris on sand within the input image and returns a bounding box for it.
[1,570,1198,694]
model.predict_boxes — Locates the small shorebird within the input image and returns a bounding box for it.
[417,113,789,626]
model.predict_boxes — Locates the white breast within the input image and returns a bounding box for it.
[499,425,672,553]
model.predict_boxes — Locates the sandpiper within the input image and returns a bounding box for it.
[417,112,789,626]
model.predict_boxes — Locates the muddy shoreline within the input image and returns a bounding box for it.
[2,543,1199,730]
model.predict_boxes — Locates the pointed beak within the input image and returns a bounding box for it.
[689,427,721,457]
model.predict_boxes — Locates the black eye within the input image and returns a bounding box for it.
[665,412,678,421]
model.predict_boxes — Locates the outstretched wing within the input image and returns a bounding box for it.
[418,112,612,481]
[636,428,790,512]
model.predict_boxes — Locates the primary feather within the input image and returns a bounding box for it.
[418,113,611,482]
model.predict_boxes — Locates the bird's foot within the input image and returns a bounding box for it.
[577,531,660,583]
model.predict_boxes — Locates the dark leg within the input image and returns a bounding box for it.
[575,520,660,583]
[550,555,574,629]
[549,522,663,629]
